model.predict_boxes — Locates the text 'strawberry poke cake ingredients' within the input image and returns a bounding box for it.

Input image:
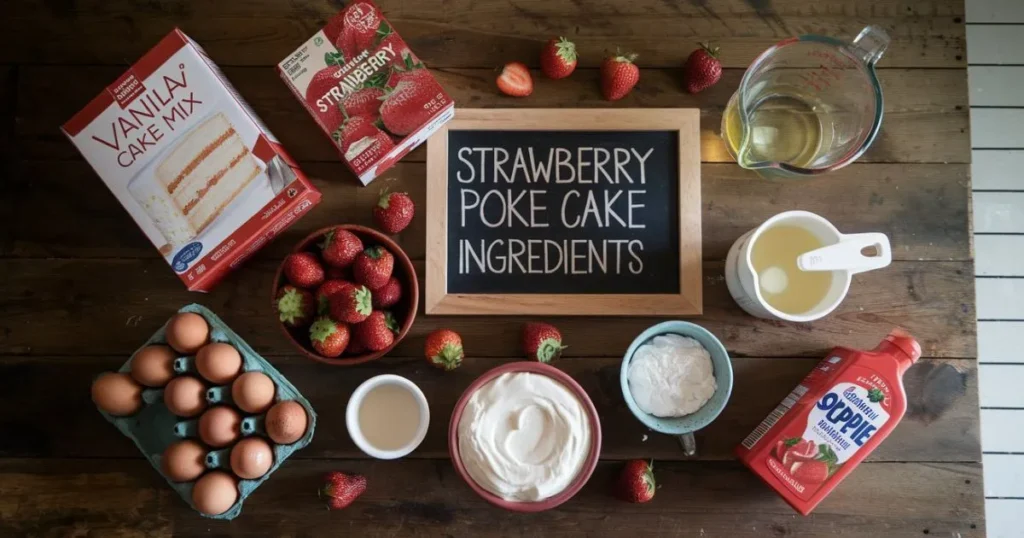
[627,334,717,417]
[457,372,591,502]
[63,29,321,291]
[278,1,454,185]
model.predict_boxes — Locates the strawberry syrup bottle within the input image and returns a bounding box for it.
[735,329,921,515]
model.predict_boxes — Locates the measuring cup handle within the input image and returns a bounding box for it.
[678,433,697,456]
[842,232,892,274]
[797,232,892,274]
[851,25,890,66]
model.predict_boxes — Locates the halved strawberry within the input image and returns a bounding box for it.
[496,62,533,97]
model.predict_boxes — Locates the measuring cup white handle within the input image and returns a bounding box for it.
[797,233,892,274]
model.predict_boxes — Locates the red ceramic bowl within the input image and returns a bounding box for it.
[272,225,419,366]
[448,362,602,512]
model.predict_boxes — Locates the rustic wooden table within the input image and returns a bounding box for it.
[0,0,980,536]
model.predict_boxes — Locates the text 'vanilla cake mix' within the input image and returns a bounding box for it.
[278,0,455,185]
[63,29,322,292]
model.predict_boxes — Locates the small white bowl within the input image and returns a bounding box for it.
[345,374,429,459]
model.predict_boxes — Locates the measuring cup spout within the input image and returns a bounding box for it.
[850,26,890,66]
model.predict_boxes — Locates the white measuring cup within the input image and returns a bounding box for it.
[724,210,891,322]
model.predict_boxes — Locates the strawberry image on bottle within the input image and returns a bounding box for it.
[735,329,922,515]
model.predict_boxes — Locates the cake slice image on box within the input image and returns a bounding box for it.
[130,112,261,252]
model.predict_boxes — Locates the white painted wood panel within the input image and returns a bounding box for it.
[977,279,1024,319]
[974,192,1024,232]
[984,454,1024,496]
[979,322,1024,363]
[972,109,1024,148]
[967,0,1024,23]
[976,236,1024,276]
[968,26,1024,65]
[982,409,1024,451]
[980,364,1024,407]
[970,66,1024,106]
[972,150,1024,190]
[985,499,1024,537]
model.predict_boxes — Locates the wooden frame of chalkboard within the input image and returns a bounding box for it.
[424,109,701,316]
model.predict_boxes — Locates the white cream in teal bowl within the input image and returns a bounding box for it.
[619,321,733,455]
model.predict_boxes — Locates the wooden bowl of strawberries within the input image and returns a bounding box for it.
[272,225,418,366]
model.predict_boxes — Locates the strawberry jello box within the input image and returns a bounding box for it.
[62,29,322,292]
[278,1,455,184]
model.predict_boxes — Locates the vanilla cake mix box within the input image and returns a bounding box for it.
[278,1,455,184]
[63,29,322,292]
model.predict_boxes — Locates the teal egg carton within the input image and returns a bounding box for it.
[95,303,317,520]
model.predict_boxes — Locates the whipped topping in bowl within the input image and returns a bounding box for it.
[457,371,592,502]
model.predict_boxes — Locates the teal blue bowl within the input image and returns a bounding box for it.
[619,321,733,439]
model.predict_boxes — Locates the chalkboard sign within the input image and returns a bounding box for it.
[425,109,701,315]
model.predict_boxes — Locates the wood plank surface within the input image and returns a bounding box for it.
[0,259,977,358]
[0,458,984,537]
[0,356,979,462]
[2,160,971,262]
[4,0,965,68]
[16,66,971,164]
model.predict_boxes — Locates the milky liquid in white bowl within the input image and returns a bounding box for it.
[358,383,421,451]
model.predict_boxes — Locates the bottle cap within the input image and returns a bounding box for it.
[883,328,921,363]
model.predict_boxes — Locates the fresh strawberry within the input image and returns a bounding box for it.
[379,78,445,136]
[540,37,578,79]
[424,329,464,371]
[335,2,381,61]
[522,322,567,363]
[683,42,722,94]
[789,460,829,485]
[321,471,367,510]
[275,285,315,328]
[309,317,350,358]
[328,283,373,324]
[320,228,364,269]
[371,277,402,308]
[373,190,415,234]
[304,67,344,133]
[353,247,394,289]
[385,54,431,89]
[601,52,639,101]
[315,279,352,315]
[354,311,398,351]
[496,62,533,97]
[283,252,325,289]
[341,87,385,120]
[345,335,368,356]
[615,460,655,503]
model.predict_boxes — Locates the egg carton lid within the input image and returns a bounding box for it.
[96,303,317,520]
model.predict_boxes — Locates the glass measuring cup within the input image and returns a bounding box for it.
[721,26,889,178]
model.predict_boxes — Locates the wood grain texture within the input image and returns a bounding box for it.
[16,66,970,164]
[0,356,979,462]
[424,108,703,315]
[4,0,965,68]
[0,259,975,358]
[1,161,971,262]
[0,458,984,537]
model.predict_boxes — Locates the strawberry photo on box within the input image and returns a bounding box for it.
[278,1,455,185]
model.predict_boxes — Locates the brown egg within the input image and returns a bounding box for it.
[164,376,208,417]
[230,437,274,479]
[91,372,143,416]
[198,406,242,448]
[231,372,276,414]
[191,471,238,516]
[161,439,207,482]
[265,400,308,445]
[195,343,243,385]
[130,345,177,387]
[165,312,210,354]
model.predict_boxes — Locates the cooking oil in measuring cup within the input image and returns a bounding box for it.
[723,91,836,169]
[749,225,833,314]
